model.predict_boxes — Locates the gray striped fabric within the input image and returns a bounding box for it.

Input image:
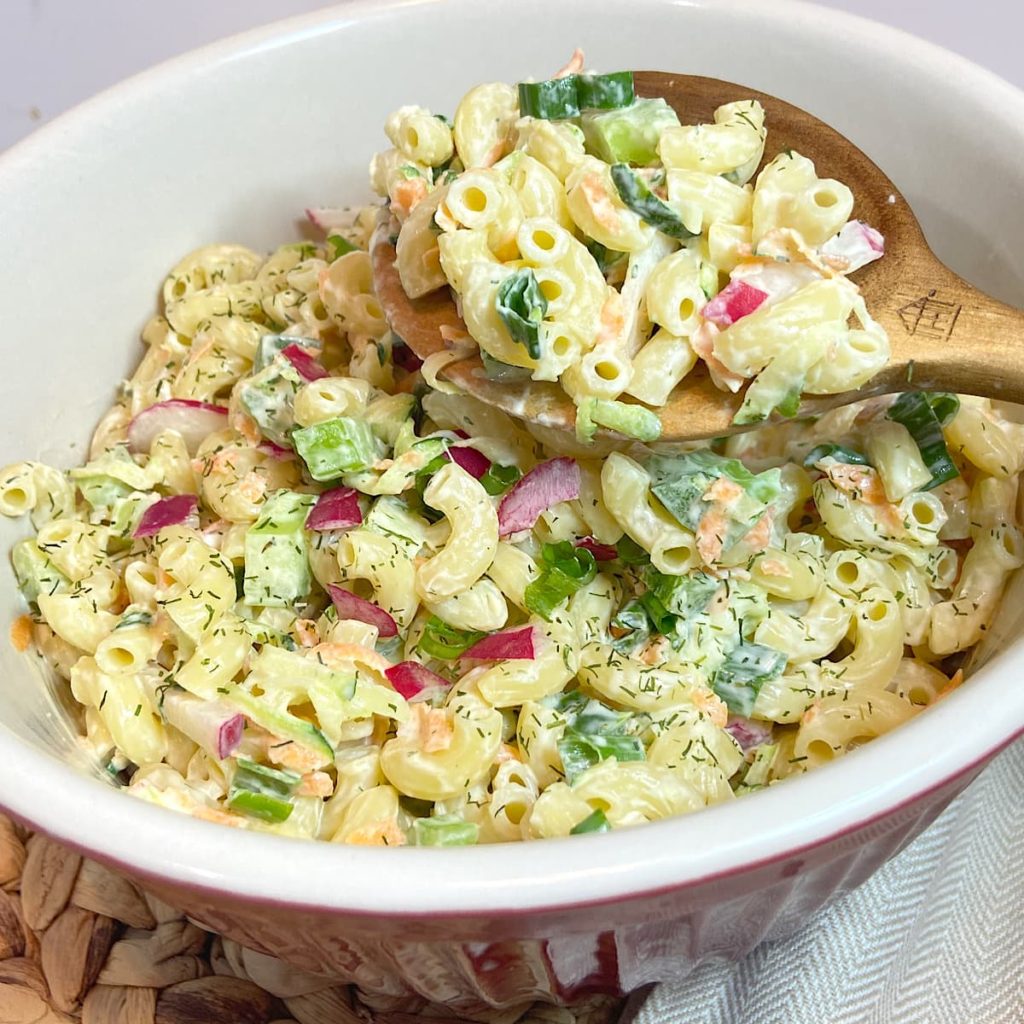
[633,738,1024,1024]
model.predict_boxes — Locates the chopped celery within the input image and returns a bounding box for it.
[571,808,611,834]
[588,398,663,441]
[413,815,479,846]
[293,416,382,481]
[581,98,680,166]
[495,269,547,360]
[228,790,294,823]
[712,643,787,716]
[243,490,315,607]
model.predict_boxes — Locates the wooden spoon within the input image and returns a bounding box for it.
[372,71,1024,441]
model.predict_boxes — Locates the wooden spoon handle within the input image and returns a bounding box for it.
[876,255,1024,402]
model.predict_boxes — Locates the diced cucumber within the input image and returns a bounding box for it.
[581,98,680,166]
[12,540,66,605]
[239,361,302,448]
[293,416,383,482]
[243,490,315,607]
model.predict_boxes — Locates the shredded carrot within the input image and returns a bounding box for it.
[9,615,32,653]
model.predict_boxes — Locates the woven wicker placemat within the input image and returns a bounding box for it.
[0,814,624,1024]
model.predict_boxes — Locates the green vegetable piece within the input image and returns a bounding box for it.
[588,397,663,441]
[711,642,787,717]
[773,386,802,420]
[224,686,333,760]
[585,239,628,275]
[243,490,315,608]
[558,727,645,782]
[418,616,485,660]
[518,77,580,120]
[227,758,301,823]
[571,808,612,834]
[639,590,676,635]
[581,97,680,165]
[480,349,533,382]
[327,235,358,260]
[479,463,522,496]
[362,394,418,446]
[737,742,778,794]
[803,444,870,468]
[646,568,719,620]
[615,536,649,565]
[576,72,635,110]
[75,475,133,509]
[293,416,382,482]
[413,815,480,846]
[496,269,548,360]
[575,399,598,445]
[239,361,301,448]
[12,540,66,605]
[610,163,696,240]
[646,450,782,532]
[927,392,960,427]
[886,392,960,490]
[609,599,651,654]
[524,541,597,620]
[255,333,320,372]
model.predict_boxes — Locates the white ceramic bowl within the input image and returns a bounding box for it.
[1,0,1023,1010]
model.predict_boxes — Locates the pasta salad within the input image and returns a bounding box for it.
[2,68,1023,847]
[379,59,889,441]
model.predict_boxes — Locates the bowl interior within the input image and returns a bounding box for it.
[0,0,1023,911]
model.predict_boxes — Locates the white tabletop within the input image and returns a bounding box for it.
[1,0,1021,152]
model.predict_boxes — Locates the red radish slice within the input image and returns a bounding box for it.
[258,440,295,460]
[282,343,328,382]
[701,280,768,328]
[307,487,362,531]
[385,661,451,701]
[820,220,885,273]
[392,344,424,373]
[305,207,351,233]
[133,494,198,538]
[447,446,491,479]
[725,716,773,753]
[128,399,228,455]
[327,584,398,637]
[498,458,580,537]
[463,626,538,661]
[574,537,618,561]
[161,690,244,760]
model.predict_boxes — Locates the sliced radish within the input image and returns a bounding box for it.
[820,220,885,273]
[128,399,228,456]
[282,343,328,382]
[327,584,398,637]
[258,440,295,460]
[384,661,451,702]
[701,280,769,328]
[161,690,244,760]
[498,458,580,537]
[447,446,491,479]
[574,537,618,561]
[463,626,538,661]
[307,487,362,531]
[305,206,352,234]
[133,494,199,538]
[725,716,773,753]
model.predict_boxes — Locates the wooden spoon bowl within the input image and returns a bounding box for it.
[372,71,1024,441]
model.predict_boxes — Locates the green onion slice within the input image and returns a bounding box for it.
[610,163,696,240]
[495,269,548,360]
[480,463,522,497]
[886,392,960,490]
[418,616,485,660]
[570,808,612,834]
[524,541,597,620]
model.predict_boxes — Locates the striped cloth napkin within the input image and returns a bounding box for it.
[629,737,1024,1024]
